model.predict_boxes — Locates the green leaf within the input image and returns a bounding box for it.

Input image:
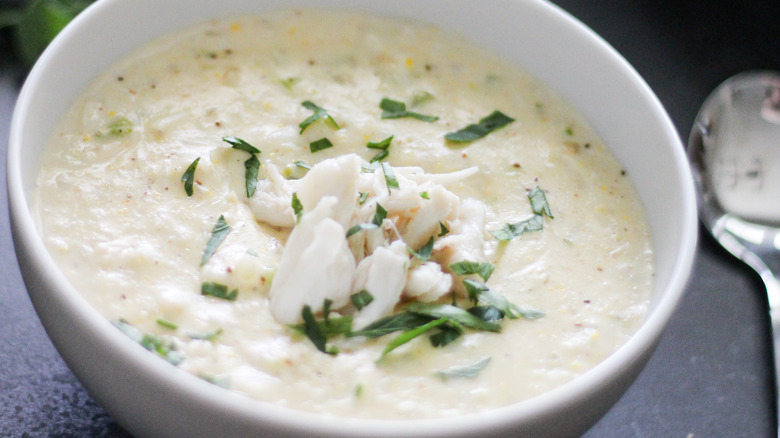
[369,149,389,163]
[309,137,333,153]
[449,261,495,282]
[222,136,261,154]
[468,305,504,322]
[201,215,230,265]
[435,356,491,380]
[528,186,553,218]
[181,157,200,197]
[201,281,238,301]
[381,162,399,191]
[372,203,387,226]
[350,290,374,310]
[490,215,544,241]
[380,317,449,359]
[291,192,303,223]
[244,154,260,198]
[347,312,433,338]
[346,223,378,238]
[408,236,434,261]
[156,318,179,330]
[187,328,223,341]
[429,326,462,347]
[462,279,526,319]
[358,192,369,205]
[419,192,429,200]
[379,98,438,122]
[444,110,514,142]
[105,116,133,136]
[438,221,450,237]
[112,319,183,365]
[299,101,340,133]
[366,135,393,150]
[301,305,335,355]
[406,302,501,332]
[294,160,312,170]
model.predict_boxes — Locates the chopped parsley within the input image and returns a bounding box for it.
[444,110,514,142]
[201,215,230,265]
[299,100,340,133]
[438,221,450,237]
[380,317,449,359]
[381,162,399,192]
[112,319,184,365]
[222,136,261,197]
[294,160,312,170]
[188,328,223,341]
[346,203,386,237]
[291,192,303,223]
[350,290,374,310]
[491,186,552,241]
[408,236,434,261]
[449,261,495,282]
[201,281,238,301]
[156,318,178,330]
[367,135,393,162]
[358,191,369,205]
[380,98,438,122]
[181,157,200,197]
[309,137,333,153]
[435,357,491,380]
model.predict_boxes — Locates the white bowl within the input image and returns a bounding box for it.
[7,0,697,436]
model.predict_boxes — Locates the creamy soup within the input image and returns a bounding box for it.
[35,9,653,419]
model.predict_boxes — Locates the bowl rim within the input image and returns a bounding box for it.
[7,0,698,435]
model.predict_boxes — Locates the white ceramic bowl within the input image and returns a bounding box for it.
[7,0,698,436]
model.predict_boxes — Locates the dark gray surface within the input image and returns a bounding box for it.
[1,1,777,436]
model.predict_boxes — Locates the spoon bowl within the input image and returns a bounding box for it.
[688,70,780,434]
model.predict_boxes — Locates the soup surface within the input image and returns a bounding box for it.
[35,9,653,419]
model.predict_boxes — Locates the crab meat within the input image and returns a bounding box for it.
[351,241,410,329]
[433,198,488,296]
[268,196,355,324]
[295,153,362,229]
[404,261,453,302]
[246,163,298,228]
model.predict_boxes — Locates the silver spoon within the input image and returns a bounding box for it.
[688,70,780,436]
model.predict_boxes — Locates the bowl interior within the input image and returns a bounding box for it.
[7,0,697,436]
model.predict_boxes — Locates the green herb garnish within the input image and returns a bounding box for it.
[381,162,399,192]
[105,116,133,136]
[188,328,223,341]
[112,319,183,365]
[408,236,434,261]
[435,357,491,380]
[449,261,495,282]
[222,136,260,154]
[291,192,303,223]
[490,215,543,241]
[243,154,260,197]
[528,186,553,218]
[201,215,230,265]
[438,221,450,237]
[350,290,374,310]
[299,101,340,133]
[201,281,238,301]
[347,312,433,338]
[294,160,312,170]
[380,98,438,122]
[222,137,261,197]
[444,110,514,142]
[309,137,333,153]
[406,302,501,332]
[462,279,540,320]
[367,135,393,162]
[181,157,200,197]
[380,317,449,359]
[156,318,178,330]
[358,192,369,205]
[345,203,386,237]
[419,192,429,199]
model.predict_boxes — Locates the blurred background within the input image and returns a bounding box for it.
[1,0,779,436]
